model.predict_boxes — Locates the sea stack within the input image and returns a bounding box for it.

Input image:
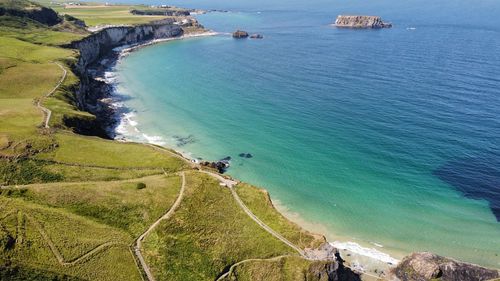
[334,15,392,28]
[232,30,249,38]
[250,34,263,39]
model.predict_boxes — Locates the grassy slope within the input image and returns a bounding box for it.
[142,172,297,281]
[0,174,181,280]
[219,255,333,281]
[0,2,328,280]
[36,132,187,171]
[236,183,325,249]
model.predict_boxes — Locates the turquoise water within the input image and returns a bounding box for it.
[111,0,500,268]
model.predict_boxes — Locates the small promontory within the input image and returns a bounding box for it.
[335,15,392,28]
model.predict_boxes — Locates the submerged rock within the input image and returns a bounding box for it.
[232,30,249,38]
[250,34,263,39]
[393,252,500,281]
[334,15,392,28]
[238,153,253,158]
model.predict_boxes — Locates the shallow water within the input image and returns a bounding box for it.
[110,0,500,268]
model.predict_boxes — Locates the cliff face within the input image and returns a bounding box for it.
[393,252,500,281]
[335,15,392,28]
[72,19,182,72]
[68,20,183,137]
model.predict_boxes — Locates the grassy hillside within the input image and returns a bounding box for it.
[0,174,181,280]
[219,255,335,281]
[236,183,325,250]
[0,1,332,280]
[142,172,297,281]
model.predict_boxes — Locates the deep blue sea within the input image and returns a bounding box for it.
[108,0,500,268]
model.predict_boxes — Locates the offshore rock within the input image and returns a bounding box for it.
[233,30,249,38]
[334,15,392,28]
[393,252,500,281]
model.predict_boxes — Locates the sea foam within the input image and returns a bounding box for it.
[331,241,399,265]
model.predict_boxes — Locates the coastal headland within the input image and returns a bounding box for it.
[0,1,498,280]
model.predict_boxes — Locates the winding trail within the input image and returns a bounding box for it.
[37,62,67,129]
[200,170,305,257]
[133,171,187,281]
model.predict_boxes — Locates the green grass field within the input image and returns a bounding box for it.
[52,5,169,27]
[0,174,182,280]
[142,171,297,281]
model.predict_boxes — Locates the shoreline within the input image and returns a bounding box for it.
[100,29,401,278]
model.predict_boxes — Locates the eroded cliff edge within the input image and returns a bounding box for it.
[66,19,184,137]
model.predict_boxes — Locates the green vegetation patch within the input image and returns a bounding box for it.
[0,159,63,185]
[220,255,335,281]
[53,5,168,27]
[0,197,141,281]
[36,133,188,171]
[142,171,296,281]
[0,37,73,63]
[235,183,324,250]
[0,16,85,46]
[4,174,182,236]
[43,163,162,182]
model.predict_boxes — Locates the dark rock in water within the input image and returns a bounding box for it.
[239,153,253,158]
[238,153,253,158]
[434,155,500,221]
[334,15,392,28]
[250,34,263,39]
[393,252,500,281]
[221,156,231,161]
[173,135,195,147]
[232,30,249,38]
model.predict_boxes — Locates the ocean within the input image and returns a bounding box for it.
[108,0,500,268]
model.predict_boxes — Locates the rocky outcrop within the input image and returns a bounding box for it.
[0,5,61,26]
[67,19,183,137]
[335,15,392,28]
[232,30,249,38]
[393,252,500,281]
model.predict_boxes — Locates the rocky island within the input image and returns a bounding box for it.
[335,15,392,28]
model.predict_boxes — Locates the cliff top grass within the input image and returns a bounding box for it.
[235,183,325,250]
[219,255,332,281]
[51,4,171,27]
